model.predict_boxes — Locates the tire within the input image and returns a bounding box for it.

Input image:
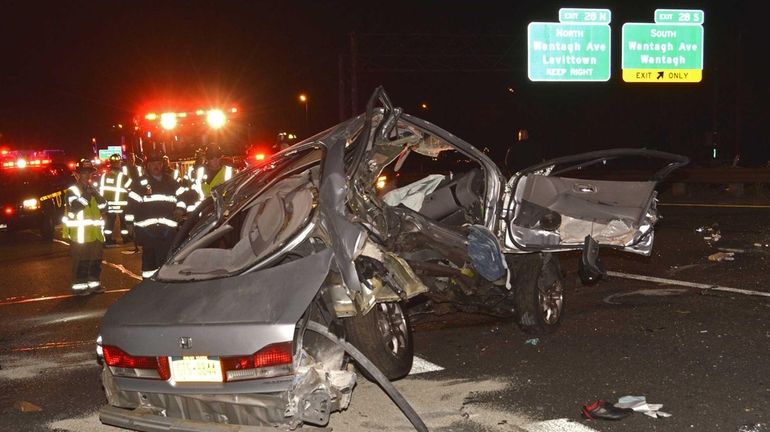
[511,253,565,335]
[342,301,413,381]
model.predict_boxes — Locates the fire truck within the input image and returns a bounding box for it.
[131,105,254,174]
[0,148,75,239]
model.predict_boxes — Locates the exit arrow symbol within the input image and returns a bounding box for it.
[657,71,664,80]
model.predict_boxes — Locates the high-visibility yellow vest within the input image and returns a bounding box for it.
[62,186,105,244]
[202,165,234,198]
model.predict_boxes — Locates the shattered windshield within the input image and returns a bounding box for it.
[159,145,324,280]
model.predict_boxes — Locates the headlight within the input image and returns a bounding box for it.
[376,175,387,190]
[22,198,39,210]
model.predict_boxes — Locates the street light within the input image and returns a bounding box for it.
[298,93,309,131]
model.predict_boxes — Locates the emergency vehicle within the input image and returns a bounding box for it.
[0,148,75,239]
[133,105,251,173]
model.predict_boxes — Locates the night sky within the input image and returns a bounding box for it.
[1,1,767,165]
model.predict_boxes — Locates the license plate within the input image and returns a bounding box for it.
[169,356,223,382]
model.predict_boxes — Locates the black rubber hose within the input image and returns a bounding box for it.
[306,321,429,432]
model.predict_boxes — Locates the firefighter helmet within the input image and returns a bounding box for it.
[108,153,121,167]
[74,158,96,173]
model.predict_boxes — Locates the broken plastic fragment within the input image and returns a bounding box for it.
[708,251,734,262]
[14,400,42,412]
[614,395,671,418]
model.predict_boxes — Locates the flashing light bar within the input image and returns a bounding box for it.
[1,159,52,169]
[142,107,237,130]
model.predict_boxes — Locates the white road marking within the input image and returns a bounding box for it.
[607,271,770,298]
[523,418,600,432]
[0,353,97,380]
[659,202,770,209]
[409,356,444,375]
[49,413,124,431]
[22,310,106,325]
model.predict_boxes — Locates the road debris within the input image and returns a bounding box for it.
[614,395,671,418]
[525,338,540,346]
[581,399,633,420]
[738,423,768,432]
[696,223,721,244]
[14,400,42,412]
[708,251,735,262]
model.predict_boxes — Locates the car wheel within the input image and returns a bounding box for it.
[512,253,565,335]
[343,301,413,381]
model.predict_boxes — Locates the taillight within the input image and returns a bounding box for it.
[102,345,170,380]
[4,206,14,216]
[220,342,293,382]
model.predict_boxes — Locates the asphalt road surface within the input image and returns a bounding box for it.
[1,205,768,432]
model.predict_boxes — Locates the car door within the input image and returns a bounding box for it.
[500,149,689,255]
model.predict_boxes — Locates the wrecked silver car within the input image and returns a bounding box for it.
[97,87,688,431]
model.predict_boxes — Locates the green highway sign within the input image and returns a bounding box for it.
[654,9,704,24]
[622,9,704,83]
[528,10,611,82]
[558,8,611,24]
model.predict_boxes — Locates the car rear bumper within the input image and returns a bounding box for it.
[99,405,330,432]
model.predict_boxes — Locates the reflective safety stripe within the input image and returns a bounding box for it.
[128,191,143,202]
[68,185,82,197]
[62,218,105,227]
[224,166,233,181]
[143,194,177,203]
[176,201,186,209]
[125,214,135,221]
[187,204,199,212]
[72,283,89,291]
[175,186,187,196]
[120,230,129,235]
[87,281,101,288]
[78,197,89,207]
[97,203,107,210]
[140,179,148,186]
[134,218,178,228]
[107,209,124,214]
[104,229,112,234]
[142,269,158,278]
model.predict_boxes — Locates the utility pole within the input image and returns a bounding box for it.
[350,32,359,116]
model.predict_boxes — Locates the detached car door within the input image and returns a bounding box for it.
[500,149,688,255]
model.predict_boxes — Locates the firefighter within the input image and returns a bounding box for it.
[184,147,208,212]
[122,153,143,253]
[201,145,236,198]
[63,159,107,295]
[99,153,132,246]
[126,149,187,279]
